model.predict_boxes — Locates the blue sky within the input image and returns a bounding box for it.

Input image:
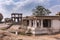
[0,0,60,18]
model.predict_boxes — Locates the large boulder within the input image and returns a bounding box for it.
[0,13,3,22]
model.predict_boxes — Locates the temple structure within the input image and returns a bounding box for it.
[10,13,60,35]
[11,13,22,24]
[22,13,60,35]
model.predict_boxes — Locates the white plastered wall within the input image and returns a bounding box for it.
[52,20,60,32]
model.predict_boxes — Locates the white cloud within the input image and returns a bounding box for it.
[13,0,50,12]
[0,6,7,18]
[49,5,60,15]
[0,0,13,5]
[0,0,51,18]
[34,0,50,3]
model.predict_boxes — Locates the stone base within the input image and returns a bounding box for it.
[31,28,60,35]
[31,28,49,35]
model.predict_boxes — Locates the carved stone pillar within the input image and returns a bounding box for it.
[34,20,37,28]
[15,31,18,35]
[29,20,31,27]
[41,19,43,28]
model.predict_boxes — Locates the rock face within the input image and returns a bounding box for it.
[0,13,3,22]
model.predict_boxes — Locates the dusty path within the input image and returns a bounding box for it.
[0,29,60,40]
[17,34,60,40]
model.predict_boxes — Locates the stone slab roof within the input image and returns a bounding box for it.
[11,13,22,15]
[23,16,60,20]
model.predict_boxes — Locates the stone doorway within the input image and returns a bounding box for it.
[43,19,51,28]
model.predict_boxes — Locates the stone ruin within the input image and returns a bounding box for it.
[11,13,22,24]
[4,13,22,25]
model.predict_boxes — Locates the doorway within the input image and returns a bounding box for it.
[43,19,51,28]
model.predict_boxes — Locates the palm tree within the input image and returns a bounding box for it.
[32,6,51,16]
[0,13,3,22]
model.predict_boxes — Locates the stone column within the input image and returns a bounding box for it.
[29,20,31,27]
[34,20,37,28]
[41,19,43,28]
[39,20,41,27]
[14,15,15,22]
[33,20,34,27]
[15,31,18,35]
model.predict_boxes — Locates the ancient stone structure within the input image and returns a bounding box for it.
[4,12,60,35]
[11,13,22,24]
[5,18,12,24]
[23,15,60,35]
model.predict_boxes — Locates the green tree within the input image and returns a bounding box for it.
[0,13,3,22]
[32,6,51,16]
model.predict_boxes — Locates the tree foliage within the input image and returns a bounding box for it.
[32,6,51,16]
[0,13,3,22]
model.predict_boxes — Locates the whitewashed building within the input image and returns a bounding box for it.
[22,13,60,35]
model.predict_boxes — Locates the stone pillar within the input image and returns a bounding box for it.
[15,31,18,35]
[37,20,40,27]
[33,20,34,27]
[29,20,31,27]
[39,20,41,27]
[41,19,43,28]
[34,20,37,28]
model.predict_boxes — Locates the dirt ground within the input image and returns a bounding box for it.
[17,34,60,40]
[0,24,60,40]
[0,30,60,40]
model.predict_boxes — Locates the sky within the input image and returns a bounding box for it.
[0,0,60,18]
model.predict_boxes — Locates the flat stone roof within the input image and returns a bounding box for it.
[23,16,60,20]
[11,13,22,15]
